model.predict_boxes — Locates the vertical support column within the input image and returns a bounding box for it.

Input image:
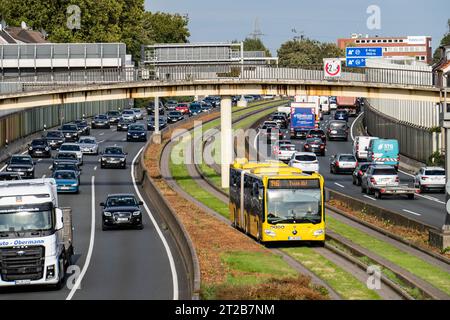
[221,96,232,188]
[153,96,161,144]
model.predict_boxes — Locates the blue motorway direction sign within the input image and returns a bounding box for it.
[346,58,366,68]
[346,47,383,58]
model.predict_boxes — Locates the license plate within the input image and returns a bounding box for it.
[133,136,139,138]
[331,130,337,134]
[311,145,318,148]
[288,236,301,240]
[60,187,70,190]
[117,217,129,222]
[35,151,42,153]
[15,279,31,285]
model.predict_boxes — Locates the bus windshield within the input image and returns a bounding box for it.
[267,189,322,224]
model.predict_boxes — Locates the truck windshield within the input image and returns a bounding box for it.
[267,189,322,224]
[0,209,53,232]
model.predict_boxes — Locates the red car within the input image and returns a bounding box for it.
[176,103,190,115]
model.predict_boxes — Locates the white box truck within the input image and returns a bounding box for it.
[0,179,73,289]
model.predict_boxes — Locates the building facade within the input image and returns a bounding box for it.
[337,34,432,64]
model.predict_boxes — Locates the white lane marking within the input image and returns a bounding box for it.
[254,131,260,151]
[363,195,377,201]
[416,194,445,204]
[42,175,46,179]
[66,175,96,300]
[334,182,345,188]
[99,133,104,136]
[38,159,42,162]
[398,169,414,178]
[21,151,27,155]
[48,165,53,170]
[122,139,126,141]
[98,140,105,144]
[350,112,364,141]
[94,166,97,171]
[402,209,421,216]
[131,147,179,300]
[0,165,6,172]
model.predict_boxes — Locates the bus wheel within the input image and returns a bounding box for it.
[244,217,249,235]
[256,223,262,242]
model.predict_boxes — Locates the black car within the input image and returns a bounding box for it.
[100,194,143,230]
[100,146,127,169]
[127,124,147,142]
[6,155,35,179]
[28,139,52,158]
[106,110,122,124]
[52,152,80,168]
[167,111,184,123]
[42,130,65,149]
[117,118,134,131]
[52,161,82,182]
[334,110,349,122]
[306,129,326,143]
[0,172,22,181]
[352,162,372,186]
[147,101,165,115]
[303,138,326,156]
[327,120,349,141]
[147,116,167,131]
[91,114,111,129]
[74,120,91,136]
[59,124,79,142]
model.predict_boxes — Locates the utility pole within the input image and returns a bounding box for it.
[249,18,264,40]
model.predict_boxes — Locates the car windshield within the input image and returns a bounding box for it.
[295,155,317,162]
[330,122,346,129]
[339,155,356,161]
[424,170,445,176]
[267,189,322,224]
[97,115,107,120]
[106,196,137,207]
[62,125,77,131]
[54,171,76,180]
[306,139,322,144]
[129,125,144,131]
[108,111,120,116]
[79,138,96,144]
[0,209,52,232]
[280,145,296,151]
[310,130,324,135]
[373,168,397,175]
[46,131,62,138]
[60,145,80,151]
[123,110,134,115]
[57,153,76,159]
[169,112,182,117]
[10,156,32,165]
[31,140,46,145]
[56,164,77,171]
[105,147,122,155]
[76,121,87,126]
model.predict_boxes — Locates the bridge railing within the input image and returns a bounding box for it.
[0,64,434,95]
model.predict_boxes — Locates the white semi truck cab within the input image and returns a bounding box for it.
[0,179,73,288]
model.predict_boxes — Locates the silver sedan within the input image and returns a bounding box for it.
[77,137,99,155]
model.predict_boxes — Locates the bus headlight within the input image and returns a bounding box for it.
[264,229,276,237]
[313,229,324,236]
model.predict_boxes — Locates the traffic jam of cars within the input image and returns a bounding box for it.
[259,96,446,200]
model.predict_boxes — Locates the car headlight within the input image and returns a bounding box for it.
[141,132,145,135]
[101,157,107,161]
[264,229,276,237]
[71,183,78,187]
[28,167,33,171]
[6,167,12,171]
[313,229,324,236]
[103,212,112,217]
[45,147,49,151]
[120,158,125,162]
[132,211,141,216]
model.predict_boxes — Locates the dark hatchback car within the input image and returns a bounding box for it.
[167,111,184,123]
[147,101,165,115]
[100,194,143,230]
[327,120,349,141]
[28,139,52,158]
[52,152,80,168]
[74,120,91,136]
[59,123,79,142]
[303,137,326,156]
[43,130,65,149]
[306,129,326,143]
[127,124,147,142]
[147,116,167,131]
[334,110,349,122]
[6,155,35,179]
[117,118,134,131]
[107,110,122,124]
[352,162,372,186]
[100,146,127,169]
[91,114,111,129]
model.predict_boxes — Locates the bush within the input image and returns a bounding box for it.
[427,151,445,167]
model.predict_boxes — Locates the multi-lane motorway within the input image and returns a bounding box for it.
[0,114,189,299]
[258,111,446,229]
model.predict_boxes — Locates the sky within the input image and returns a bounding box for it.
[145,0,450,55]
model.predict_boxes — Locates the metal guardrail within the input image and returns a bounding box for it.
[0,64,435,95]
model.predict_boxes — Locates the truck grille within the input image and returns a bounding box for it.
[0,246,45,281]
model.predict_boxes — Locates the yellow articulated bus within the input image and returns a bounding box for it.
[229,159,325,245]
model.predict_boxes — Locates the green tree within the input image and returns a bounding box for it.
[243,38,271,57]
[142,12,190,44]
[277,38,344,67]
[433,32,450,64]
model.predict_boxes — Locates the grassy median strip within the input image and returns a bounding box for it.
[283,247,381,300]
[327,216,450,295]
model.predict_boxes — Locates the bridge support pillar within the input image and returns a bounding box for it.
[154,96,160,134]
[221,96,233,188]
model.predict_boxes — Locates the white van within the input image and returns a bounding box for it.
[353,136,379,160]
[319,96,330,115]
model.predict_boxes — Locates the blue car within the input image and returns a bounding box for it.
[53,170,80,193]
